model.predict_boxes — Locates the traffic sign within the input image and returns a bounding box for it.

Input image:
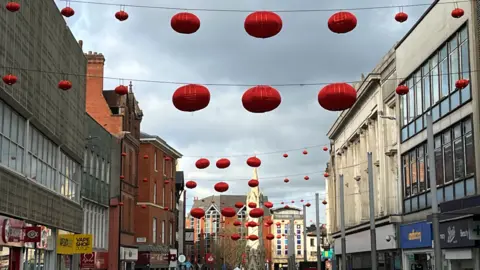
[178,255,186,263]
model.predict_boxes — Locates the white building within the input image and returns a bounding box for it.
[325,48,401,269]
[394,0,480,269]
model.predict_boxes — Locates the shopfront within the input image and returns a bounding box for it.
[400,221,433,270]
[80,252,108,270]
[120,247,138,270]
[439,218,478,270]
[334,224,401,269]
[136,251,170,269]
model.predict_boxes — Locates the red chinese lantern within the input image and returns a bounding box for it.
[323,147,328,151]
[304,176,309,180]
[143,178,148,183]
[242,85,281,113]
[58,80,72,91]
[396,85,409,95]
[283,153,288,158]
[118,202,124,206]
[328,11,357,34]
[171,12,201,34]
[248,179,259,188]
[235,202,244,208]
[264,202,273,208]
[190,207,205,219]
[248,235,259,241]
[249,208,264,218]
[115,85,128,95]
[266,220,273,225]
[276,235,281,239]
[5,2,20,12]
[394,12,408,23]
[451,8,464,18]
[318,83,357,111]
[244,11,282,38]
[291,200,294,203]
[324,172,329,177]
[231,233,241,241]
[214,182,229,193]
[233,221,241,226]
[303,150,308,155]
[300,199,304,202]
[164,207,169,211]
[284,205,290,209]
[322,200,327,205]
[2,74,17,85]
[281,202,284,204]
[164,156,172,161]
[61,7,75,17]
[141,204,147,209]
[120,175,125,180]
[276,222,281,226]
[248,202,257,208]
[195,158,210,169]
[246,156,261,167]
[266,234,274,240]
[248,221,257,227]
[216,158,231,169]
[143,155,149,159]
[121,152,127,157]
[455,79,470,89]
[165,180,170,184]
[115,10,129,21]
[221,207,236,217]
[186,180,197,189]
[284,178,289,183]
[172,84,210,112]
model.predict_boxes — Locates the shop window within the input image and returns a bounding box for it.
[0,101,26,174]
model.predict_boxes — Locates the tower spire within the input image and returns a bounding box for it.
[252,167,258,180]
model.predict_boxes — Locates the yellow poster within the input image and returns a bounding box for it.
[73,234,93,254]
[57,234,74,254]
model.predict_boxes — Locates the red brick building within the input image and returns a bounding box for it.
[135,132,182,269]
[85,51,143,270]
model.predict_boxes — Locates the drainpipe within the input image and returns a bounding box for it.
[118,138,124,269]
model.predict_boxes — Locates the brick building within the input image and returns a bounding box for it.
[135,132,182,269]
[85,51,143,270]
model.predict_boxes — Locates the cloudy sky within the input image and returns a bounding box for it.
[64,0,426,224]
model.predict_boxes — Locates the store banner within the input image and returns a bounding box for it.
[399,221,432,249]
[57,234,74,254]
[439,218,475,248]
[24,227,41,243]
[80,253,95,269]
[73,234,93,254]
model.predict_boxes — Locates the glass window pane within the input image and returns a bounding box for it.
[16,147,23,173]
[440,98,449,117]
[437,187,444,203]
[402,95,408,126]
[460,27,467,42]
[426,191,432,207]
[466,178,475,196]
[432,105,440,121]
[465,133,475,175]
[449,35,458,52]
[444,185,454,201]
[440,60,449,97]
[453,138,464,180]
[444,143,454,183]
[449,48,459,91]
[419,194,426,209]
[411,196,418,212]
[431,57,440,103]
[434,147,444,185]
[451,91,460,109]
[408,82,415,121]
[3,106,11,137]
[423,74,431,110]
[8,141,16,169]
[17,117,25,147]
[1,137,9,166]
[10,112,17,144]
[454,181,465,199]
[415,83,422,116]
[404,199,411,213]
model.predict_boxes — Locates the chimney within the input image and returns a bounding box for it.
[78,40,83,49]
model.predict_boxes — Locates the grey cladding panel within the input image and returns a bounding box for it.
[0,0,86,160]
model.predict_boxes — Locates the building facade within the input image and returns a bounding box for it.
[85,51,144,270]
[0,1,86,269]
[135,132,182,269]
[395,0,480,268]
[325,47,401,269]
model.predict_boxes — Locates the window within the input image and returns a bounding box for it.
[162,154,166,175]
[400,25,470,142]
[153,183,157,204]
[171,222,174,245]
[297,250,301,255]
[82,202,108,249]
[190,217,194,229]
[154,151,157,171]
[162,220,165,244]
[153,218,157,243]
[0,101,26,174]
[402,116,475,213]
[59,151,81,201]
[162,186,165,206]
[310,238,315,247]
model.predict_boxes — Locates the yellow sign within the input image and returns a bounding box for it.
[408,230,422,241]
[57,234,74,254]
[73,234,93,254]
[56,233,93,254]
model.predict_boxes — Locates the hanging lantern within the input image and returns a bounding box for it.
[248,179,259,188]
[195,158,210,169]
[276,222,281,226]
[233,221,241,226]
[2,74,17,85]
[171,12,201,34]
[165,180,171,184]
[248,221,257,227]
[118,202,124,206]
[164,156,172,161]
[61,7,75,17]
[281,202,284,204]
[221,207,236,217]
[216,158,231,169]
[324,172,329,177]
[190,208,205,219]
[284,178,289,183]
[266,220,274,225]
[303,150,308,155]
[264,201,273,208]
[115,85,128,95]
[121,152,127,157]
[396,85,409,95]
[266,234,274,240]
[249,208,264,218]
[235,202,244,208]
[244,11,282,38]
[284,205,290,209]
[231,233,241,241]
[242,85,281,113]
[322,200,327,205]
[276,235,281,239]
[115,10,129,21]
[186,180,197,189]
[304,176,309,180]
[248,202,257,208]
[323,147,328,151]
[394,12,408,23]
[5,2,20,12]
[283,153,288,158]
[143,155,149,159]
[455,79,470,89]
[172,84,210,112]
[248,235,259,241]
[300,199,304,202]
[291,200,295,203]
[58,80,72,91]
[328,11,357,34]
[451,8,464,18]
[246,156,261,167]
[214,182,229,192]
[143,178,148,183]
[318,83,357,111]
[141,204,147,209]
[120,175,125,180]
[164,207,169,211]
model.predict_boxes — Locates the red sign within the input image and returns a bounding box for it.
[94,252,108,269]
[0,218,25,245]
[169,254,177,262]
[24,227,41,243]
[205,253,214,264]
[80,253,95,269]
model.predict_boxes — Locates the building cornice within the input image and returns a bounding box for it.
[140,138,182,158]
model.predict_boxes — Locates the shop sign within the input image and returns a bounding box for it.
[94,252,108,269]
[399,221,432,249]
[120,247,138,261]
[150,253,169,264]
[467,220,480,240]
[57,234,74,254]
[36,226,51,249]
[439,219,475,248]
[24,227,41,243]
[0,218,25,245]
[80,253,95,269]
[73,234,93,254]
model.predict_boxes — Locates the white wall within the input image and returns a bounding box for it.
[334,224,397,254]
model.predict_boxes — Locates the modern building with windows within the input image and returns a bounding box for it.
[395,0,480,268]
[325,47,401,269]
[0,1,85,269]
